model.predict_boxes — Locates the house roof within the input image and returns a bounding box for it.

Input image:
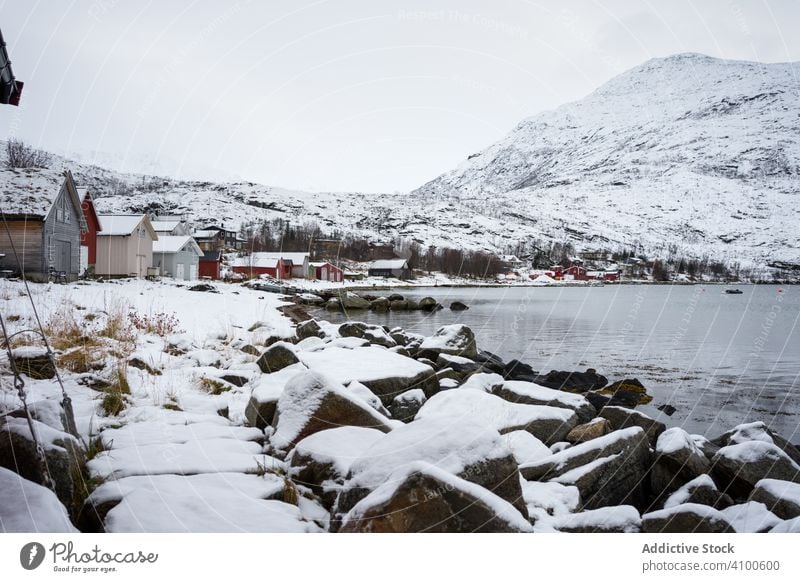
[153,235,202,256]
[201,250,222,261]
[77,189,102,232]
[0,170,83,220]
[310,261,339,268]
[151,220,181,232]
[251,252,309,264]
[230,255,280,268]
[370,259,409,270]
[193,229,222,239]
[97,214,158,239]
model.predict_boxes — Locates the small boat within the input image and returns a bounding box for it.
[725,289,743,295]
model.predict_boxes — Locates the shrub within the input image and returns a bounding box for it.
[127,310,183,336]
[4,138,52,169]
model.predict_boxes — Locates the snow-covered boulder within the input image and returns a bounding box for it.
[288,427,386,509]
[521,480,580,523]
[80,473,321,533]
[11,346,55,379]
[416,389,578,445]
[566,418,612,444]
[712,421,800,466]
[662,474,733,510]
[256,342,300,374]
[711,440,800,499]
[552,505,641,533]
[298,346,438,405]
[245,363,307,429]
[338,322,397,348]
[418,324,478,359]
[598,406,665,446]
[4,399,67,432]
[0,417,86,513]
[771,517,800,533]
[641,503,735,533]
[295,319,324,340]
[335,416,527,520]
[270,371,394,450]
[502,430,551,465]
[720,501,781,533]
[749,478,800,520]
[339,461,532,533]
[495,380,597,423]
[388,389,426,423]
[0,466,78,532]
[533,369,607,393]
[651,427,712,503]
[520,427,652,510]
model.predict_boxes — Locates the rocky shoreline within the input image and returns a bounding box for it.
[1,282,798,533]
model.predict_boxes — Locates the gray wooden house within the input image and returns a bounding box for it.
[368,258,412,279]
[152,235,203,280]
[0,170,85,281]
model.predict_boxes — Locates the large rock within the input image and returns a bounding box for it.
[449,301,469,311]
[711,441,800,499]
[11,347,55,379]
[418,324,478,359]
[662,474,733,510]
[598,406,665,447]
[298,346,439,405]
[334,417,528,520]
[551,505,641,533]
[534,369,607,393]
[271,371,395,450]
[288,426,386,509]
[387,389,426,423]
[641,503,735,533]
[520,426,652,511]
[650,427,712,503]
[295,319,323,340]
[0,417,86,516]
[566,418,612,444]
[369,297,389,312]
[720,501,781,533]
[712,421,800,466]
[338,322,397,348]
[435,353,481,376]
[256,342,300,374]
[339,462,532,533]
[0,466,78,532]
[340,293,371,310]
[418,297,441,312]
[494,378,597,423]
[416,388,578,445]
[748,479,800,520]
[245,363,307,430]
[596,378,653,406]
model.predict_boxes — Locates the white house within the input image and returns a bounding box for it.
[96,215,158,277]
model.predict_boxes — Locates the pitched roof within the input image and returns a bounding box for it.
[370,259,409,270]
[193,229,221,238]
[153,235,202,256]
[97,214,157,239]
[0,170,83,219]
[201,250,222,261]
[230,255,280,268]
[150,220,181,232]
[249,251,309,264]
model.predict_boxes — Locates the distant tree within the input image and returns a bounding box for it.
[651,259,669,281]
[4,138,52,169]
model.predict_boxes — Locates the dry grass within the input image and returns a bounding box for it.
[100,361,131,416]
[57,347,104,374]
[198,376,231,395]
[98,302,137,345]
[45,306,99,351]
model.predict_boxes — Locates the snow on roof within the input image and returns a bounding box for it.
[309,261,338,268]
[0,170,73,217]
[370,259,408,270]
[153,235,202,255]
[151,220,181,232]
[230,255,280,268]
[97,214,149,236]
[248,251,309,264]
[193,229,220,238]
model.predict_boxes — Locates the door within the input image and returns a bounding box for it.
[189,264,197,280]
[175,263,185,280]
[54,240,71,273]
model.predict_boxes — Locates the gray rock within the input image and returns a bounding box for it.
[340,293,371,310]
[256,342,300,374]
[494,379,597,423]
[387,389,427,423]
[598,406,665,447]
[641,503,735,533]
[11,348,55,380]
[449,301,469,311]
[338,322,397,348]
[296,319,323,340]
[748,479,800,520]
[369,297,390,312]
[662,474,733,510]
[711,441,800,500]
[325,298,341,311]
[566,418,612,444]
[389,299,409,310]
[244,396,278,430]
[418,324,478,359]
[712,421,800,466]
[418,297,440,311]
[650,427,712,504]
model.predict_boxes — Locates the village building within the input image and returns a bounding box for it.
[78,189,102,276]
[150,218,190,236]
[199,250,222,280]
[0,170,85,281]
[230,254,290,280]
[368,258,412,279]
[498,254,525,272]
[95,214,158,278]
[152,235,203,281]
[309,261,343,283]
[194,225,240,251]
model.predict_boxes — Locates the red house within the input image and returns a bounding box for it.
[78,189,101,275]
[310,261,343,283]
[230,254,291,279]
[564,265,589,281]
[199,250,222,280]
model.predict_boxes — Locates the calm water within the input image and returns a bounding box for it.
[315,285,800,441]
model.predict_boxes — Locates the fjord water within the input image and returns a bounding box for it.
[318,285,799,441]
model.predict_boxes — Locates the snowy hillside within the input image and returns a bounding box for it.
[415,53,800,268]
[2,54,798,269]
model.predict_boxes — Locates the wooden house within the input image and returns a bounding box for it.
[564,265,589,281]
[152,235,203,280]
[368,259,411,279]
[230,254,290,279]
[78,189,102,276]
[199,250,222,280]
[310,261,343,283]
[95,215,158,277]
[150,218,190,236]
[0,170,85,281]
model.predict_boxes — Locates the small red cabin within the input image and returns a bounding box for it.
[564,265,589,281]
[311,261,343,283]
[231,255,291,279]
[199,250,222,280]
[79,189,101,272]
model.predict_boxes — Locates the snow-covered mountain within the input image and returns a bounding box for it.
[415,53,800,268]
[3,53,797,269]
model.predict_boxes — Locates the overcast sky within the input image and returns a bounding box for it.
[1,0,799,192]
